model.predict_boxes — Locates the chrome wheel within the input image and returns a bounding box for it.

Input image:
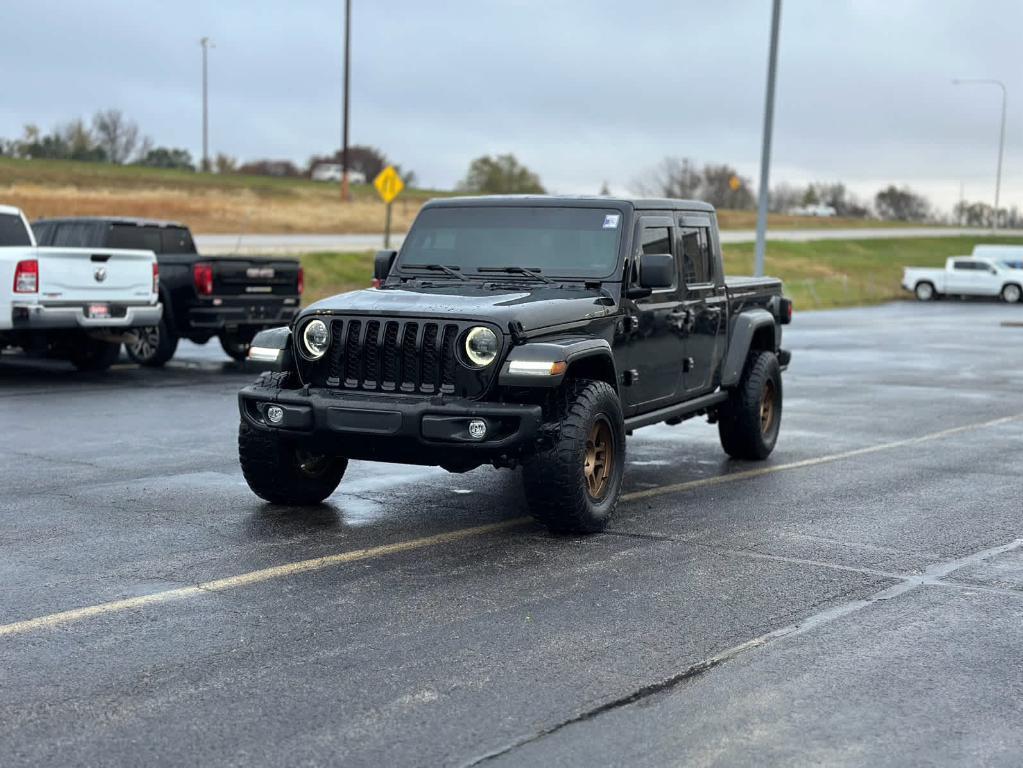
[915,283,934,301]
[126,326,160,361]
[1002,284,1021,304]
[584,416,614,500]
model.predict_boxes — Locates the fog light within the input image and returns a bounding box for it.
[266,405,284,424]
[468,419,487,440]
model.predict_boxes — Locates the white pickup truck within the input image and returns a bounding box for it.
[0,204,162,370]
[902,255,1023,304]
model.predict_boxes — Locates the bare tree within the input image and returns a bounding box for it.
[92,109,142,164]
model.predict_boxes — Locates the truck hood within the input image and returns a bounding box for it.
[302,284,617,333]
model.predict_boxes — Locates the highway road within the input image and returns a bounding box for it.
[1,301,1022,766]
[196,226,1023,254]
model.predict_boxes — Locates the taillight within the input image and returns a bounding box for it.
[152,262,160,294]
[193,262,213,296]
[780,298,793,324]
[297,266,304,295]
[14,259,38,293]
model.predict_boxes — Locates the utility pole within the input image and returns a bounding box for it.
[754,0,782,277]
[341,0,352,202]
[200,37,214,173]
[952,78,1007,231]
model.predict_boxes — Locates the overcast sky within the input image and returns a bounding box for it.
[3,0,1021,211]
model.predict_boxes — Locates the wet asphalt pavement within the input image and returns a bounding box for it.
[1,301,1022,767]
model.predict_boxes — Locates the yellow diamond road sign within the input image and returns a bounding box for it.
[374,165,404,204]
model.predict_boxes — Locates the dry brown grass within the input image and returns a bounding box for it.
[3,184,423,234]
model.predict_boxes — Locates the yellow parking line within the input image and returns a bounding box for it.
[0,519,528,638]
[1,413,1018,638]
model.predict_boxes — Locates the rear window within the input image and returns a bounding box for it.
[107,224,164,253]
[0,213,32,246]
[52,221,99,247]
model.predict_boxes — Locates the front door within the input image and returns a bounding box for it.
[678,215,726,394]
[616,215,686,415]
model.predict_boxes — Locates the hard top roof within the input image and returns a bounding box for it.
[422,194,715,213]
[0,204,25,216]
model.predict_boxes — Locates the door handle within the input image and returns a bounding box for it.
[668,306,695,334]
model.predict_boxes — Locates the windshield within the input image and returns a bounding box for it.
[0,213,32,247]
[999,259,1023,270]
[397,206,623,278]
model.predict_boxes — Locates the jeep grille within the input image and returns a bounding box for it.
[299,316,498,398]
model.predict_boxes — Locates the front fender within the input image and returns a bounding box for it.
[247,325,295,371]
[498,337,616,389]
[721,309,776,387]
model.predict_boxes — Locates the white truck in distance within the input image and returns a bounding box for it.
[902,255,1023,304]
[0,205,162,370]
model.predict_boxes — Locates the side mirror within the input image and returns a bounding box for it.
[374,250,398,283]
[639,253,675,289]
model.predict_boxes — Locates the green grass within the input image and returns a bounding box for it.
[723,236,1023,310]
[298,236,1023,309]
[300,251,377,303]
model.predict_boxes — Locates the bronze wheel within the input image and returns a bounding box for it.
[760,380,776,436]
[584,416,614,500]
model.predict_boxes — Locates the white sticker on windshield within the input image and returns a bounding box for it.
[602,214,620,230]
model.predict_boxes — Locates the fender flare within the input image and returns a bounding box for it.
[721,309,777,388]
[249,325,294,371]
[499,337,618,389]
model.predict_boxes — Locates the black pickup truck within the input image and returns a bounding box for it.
[32,217,302,364]
[238,196,792,533]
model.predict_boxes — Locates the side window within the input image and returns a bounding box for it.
[162,227,196,254]
[679,227,712,285]
[32,221,53,245]
[640,227,671,255]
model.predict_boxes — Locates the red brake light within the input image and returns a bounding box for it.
[297,266,304,295]
[152,262,160,294]
[193,262,213,296]
[14,259,38,293]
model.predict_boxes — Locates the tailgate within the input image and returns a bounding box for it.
[35,247,156,303]
[212,258,301,296]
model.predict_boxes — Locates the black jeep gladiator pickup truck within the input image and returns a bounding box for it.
[32,217,302,364]
[238,196,792,533]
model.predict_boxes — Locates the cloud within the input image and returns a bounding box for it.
[2,0,1019,210]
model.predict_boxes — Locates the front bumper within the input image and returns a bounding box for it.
[11,302,163,330]
[239,384,543,466]
[188,296,300,331]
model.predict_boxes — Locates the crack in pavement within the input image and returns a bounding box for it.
[462,536,1023,766]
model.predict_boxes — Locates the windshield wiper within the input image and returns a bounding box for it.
[478,266,553,284]
[402,263,468,281]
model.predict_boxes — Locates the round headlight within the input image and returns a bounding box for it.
[301,319,330,359]
[464,326,499,368]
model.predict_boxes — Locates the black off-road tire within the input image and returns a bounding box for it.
[239,421,348,505]
[68,338,122,372]
[718,350,782,460]
[125,316,178,367]
[219,333,251,362]
[522,379,626,534]
[238,371,348,505]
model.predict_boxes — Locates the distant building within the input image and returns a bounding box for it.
[311,163,366,184]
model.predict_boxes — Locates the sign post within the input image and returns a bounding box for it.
[373,165,405,248]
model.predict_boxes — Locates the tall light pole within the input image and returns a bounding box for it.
[200,37,214,173]
[341,0,352,202]
[952,78,1007,231]
[754,0,782,277]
